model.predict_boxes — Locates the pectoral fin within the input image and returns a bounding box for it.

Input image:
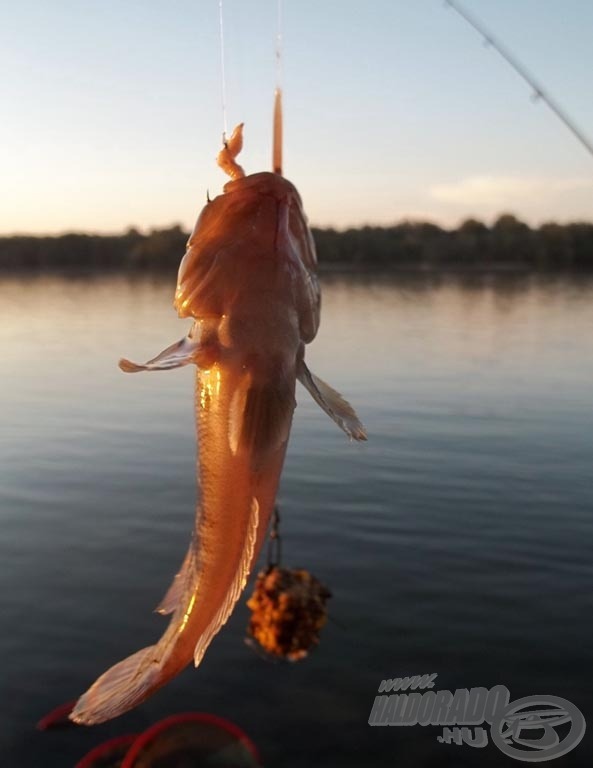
[298,360,367,441]
[119,327,200,373]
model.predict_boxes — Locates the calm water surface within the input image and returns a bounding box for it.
[1,274,592,767]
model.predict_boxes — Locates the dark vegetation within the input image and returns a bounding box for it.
[1,215,592,272]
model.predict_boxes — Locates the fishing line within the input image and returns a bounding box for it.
[275,0,283,91]
[218,0,228,140]
[444,0,593,161]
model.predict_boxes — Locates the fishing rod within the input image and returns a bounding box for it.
[444,0,593,161]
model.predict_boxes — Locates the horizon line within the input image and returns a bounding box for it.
[2,213,593,239]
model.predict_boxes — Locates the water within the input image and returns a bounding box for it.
[1,273,592,767]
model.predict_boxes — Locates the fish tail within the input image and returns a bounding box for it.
[70,538,199,725]
[69,646,162,726]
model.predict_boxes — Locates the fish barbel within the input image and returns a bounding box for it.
[70,94,365,725]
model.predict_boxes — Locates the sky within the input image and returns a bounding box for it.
[1,0,592,234]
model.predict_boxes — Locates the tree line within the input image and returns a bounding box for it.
[1,215,592,272]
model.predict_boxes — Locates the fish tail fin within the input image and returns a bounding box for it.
[69,646,161,726]
[194,498,260,666]
[72,536,200,725]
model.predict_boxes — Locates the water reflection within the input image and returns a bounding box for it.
[1,273,592,767]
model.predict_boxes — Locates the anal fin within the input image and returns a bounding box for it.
[194,498,259,666]
[298,360,367,441]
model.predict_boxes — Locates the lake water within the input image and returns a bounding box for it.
[1,273,592,767]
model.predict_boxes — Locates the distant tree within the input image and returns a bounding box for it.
[1,217,592,272]
[127,225,187,271]
[491,213,533,266]
[453,218,491,264]
[564,223,593,269]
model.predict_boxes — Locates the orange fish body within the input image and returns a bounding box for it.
[70,118,365,726]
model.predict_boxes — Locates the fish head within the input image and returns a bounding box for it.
[174,171,320,346]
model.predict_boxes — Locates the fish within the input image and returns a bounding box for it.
[70,91,366,726]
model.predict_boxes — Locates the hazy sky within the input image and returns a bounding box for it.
[2,1,592,234]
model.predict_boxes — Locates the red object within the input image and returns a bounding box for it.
[36,700,76,730]
[122,712,261,768]
[75,734,138,768]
